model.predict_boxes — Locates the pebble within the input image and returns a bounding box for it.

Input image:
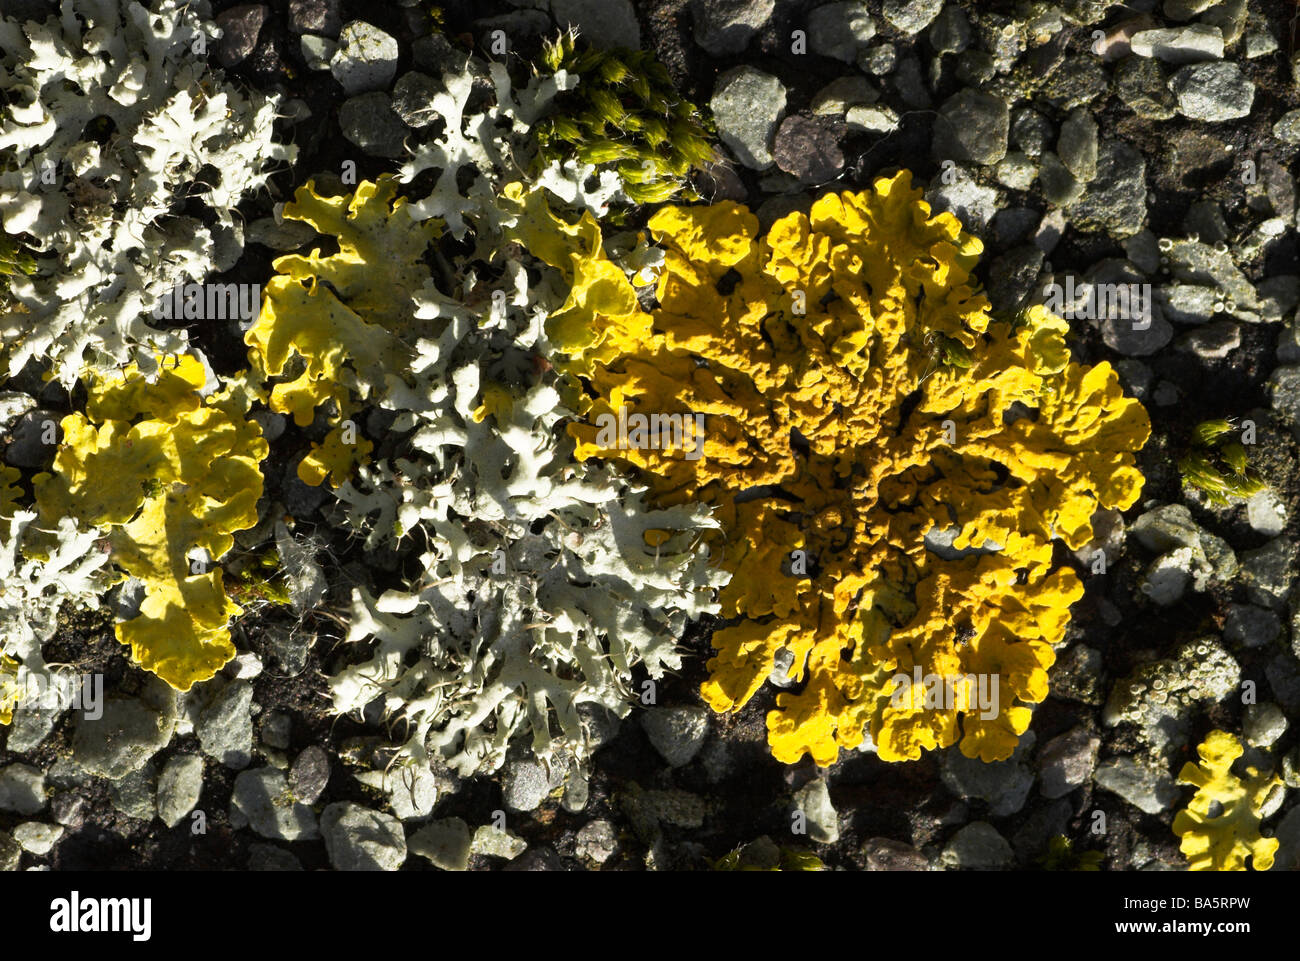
[1114,57,1178,120]
[288,0,342,35]
[502,758,554,812]
[1130,24,1224,63]
[3,410,58,468]
[810,76,879,115]
[928,5,971,54]
[710,67,786,170]
[289,746,330,804]
[196,679,253,770]
[108,764,156,821]
[156,755,204,828]
[1169,62,1255,122]
[806,1,876,62]
[1057,108,1098,182]
[1240,537,1296,610]
[926,167,999,233]
[551,0,640,49]
[1247,489,1288,536]
[321,802,407,871]
[215,4,267,68]
[1273,110,1300,146]
[1269,366,1300,439]
[330,21,399,95]
[301,35,336,70]
[690,0,773,55]
[1179,320,1240,358]
[14,822,62,857]
[940,822,1013,869]
[862,837,928,870]
[1223,603,1283,648]
[248,844,303,871]
[471,824,527,860]
[575,819,619,864]
[793,778,839,844]
[0,765,46,815]
[640,705,710,768]
[390,72,444,129]
[772,116,844,183]
[1038,727,1100,799]
[72,697,175,781]
[940,734,1035,816]
[1095,756,1180,814]
[845,104,900,135]
[1244,702,1288,748]
[881,0,944,34]
[408,817,472,870]
[932,88,1009,166]
[994,152,1037,191]
[230,767,319,841]
[1039,152,1084,205]
[338,93,408,159]
[1068,140,1148,238]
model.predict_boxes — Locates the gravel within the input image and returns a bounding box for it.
[1169,62,1255,121]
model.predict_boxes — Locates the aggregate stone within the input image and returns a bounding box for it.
[502,757,555,812]
[248,844,303,871]
[156,754,204,828]
[1247,489,1288,536]
[1244,702,1288,748]
[14,822,62,856]
[793,778,839,843]
[773,116,844,183]
[940,733,1035,816]
[471,825,527,860]
[932,89,1009,166]
[0,765,46,815]
[1067,140,1148,238]
[640,705,710,768]
[551,0,641,49]
[574,819,619,864]
[881,0,943,34]
[806,1,876,62]
[1240,537,1296,610]
[230,767,319,842]
[1039,727,1100,798]
[288,0,340,35]
[1114,57,1178,120]
[390,72,444,129]
[72,697,175,781]
[862,837,928,870]
[215,4,267,67]
[1057,108,1098,182]
[409,817,472,870]
[289,745,330,804]
[928,5,971,53]
[1169,62,1255,122]
[330,21,399,95]
[1130,24,1224,63]
[1274,110,1300,146]
[940,822,1013,869]
[1095,756,1180,814]
[196,679,253,770]
[710,67,786,170]
[321,802,407,871]
[1223,603,1283,648]
[690,0,774,55]
[338,93,408,159]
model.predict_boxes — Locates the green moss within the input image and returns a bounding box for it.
[1178,418,1265,506]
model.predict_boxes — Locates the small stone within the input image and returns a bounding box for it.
[1224,603,1283,648]
[940,734,1035,816]
[502,758,553,812]
[640,705,710,768]
[1039,152,1084,205]
[860,41,899,76]
[1244,702,1288,747]
[1169,62,1255,122]
[261,711,291,750]
[1068,140,1148,239]
[301,35,336,70]
[928,5,971,54]
[711,67,786,170]
[385,763,438,820]
[941,822,1013,869]
[1039,727,1100,798]
[773,116,844,183]
[1095,756,1180,814]
[1246,28,1278,58]
[72,697,174,781]
[561,775,588,814]
[1179,320,1240,358]
[1011,106,1053,157]
[321,802,407,871]
[109,764,156,821]
[1114,57,1178,120]
[1247,489,1288,536]
[862,837,928,870]
[248,843,303,871]
[1057,108,1098,182]
[196,679,253,770]
[0,833,18,871]
[994,152,1036,191]
[0,765,46,815]
[3,410,58,468]
[1164,0,1216,19]
[881,0,943,34]
[925,166,999,233]
[13,822,62,857]
[551,0,641,48]
[575,819,619,864]
[793,778,838,844]
[409,817,472,870]
[390,72,444,129]
[1240,537,1296,610]
[932,88,1009,166]
[288,0,341,35]
[289,746,330,804]
[215,4,267,68]
[1273,110,1300,146]
[230,767,319,841]
[1130,24,1225,63]
[471,824,527,860]
[156,755,204,828]
[810,76,879,115]
[338,93,408,159]
[330,21,399,95]
[690,0,774,55]
[806,1,876,62]
[1272,366,1300,439]
[845,104,899,135]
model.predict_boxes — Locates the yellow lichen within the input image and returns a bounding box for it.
[1173,729,1279,871]
[0,466,20,517]
[570,170,1150,766]
[34,356,268,691]
[245,176,441,487]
